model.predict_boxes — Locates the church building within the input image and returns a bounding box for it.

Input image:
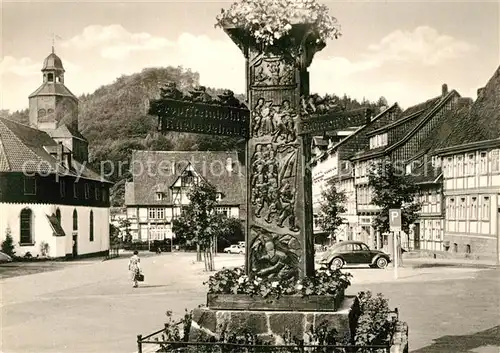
[0,48,112,258]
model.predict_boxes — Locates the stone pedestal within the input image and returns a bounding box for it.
[189,296,359,344]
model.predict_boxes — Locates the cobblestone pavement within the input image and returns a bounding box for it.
[0,253,498,353]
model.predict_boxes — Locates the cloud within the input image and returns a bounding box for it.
[364,26,476,66]
[0,56,40,77]
[62,24,173,59]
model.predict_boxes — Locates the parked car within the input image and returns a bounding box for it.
[0,251,13,263]
[319,241,391,269]
[224,244,244,254]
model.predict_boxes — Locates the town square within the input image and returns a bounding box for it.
[1,0,499,352]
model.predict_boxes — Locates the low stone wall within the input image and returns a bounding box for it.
[189,296,358,344]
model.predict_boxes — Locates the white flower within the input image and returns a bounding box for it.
[271,281,279,288]
[296,284,304,290]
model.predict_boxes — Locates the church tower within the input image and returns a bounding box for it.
[28,48,88,162]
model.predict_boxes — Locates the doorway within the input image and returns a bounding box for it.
[413,223,421,250]
[72,232,78,257]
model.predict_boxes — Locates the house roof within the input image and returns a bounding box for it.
[0,117,108,183]
[435,66,500,150]
[352,92,456,160]
[329,103,402,160]
[28,82,77,100]
[126,150,245,206]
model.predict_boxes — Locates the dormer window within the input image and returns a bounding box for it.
[156,192,164,201]
[216,193,223,201]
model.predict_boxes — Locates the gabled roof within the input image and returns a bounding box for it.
[0,117,108,183]
[28,82,77,100]
[435,66,500,150]
[352,91,457,160]
[126,150,245,206]
[329,103,402,159]
[48,124,87,141]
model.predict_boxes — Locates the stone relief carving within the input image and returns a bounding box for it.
[252,99,298,142]
[249,225,302,281]
[252,58,295,86]
[250,143,299,232]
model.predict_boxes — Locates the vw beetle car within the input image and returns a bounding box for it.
[319,241,391,269]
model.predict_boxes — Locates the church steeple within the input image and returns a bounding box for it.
[41,48,65,84]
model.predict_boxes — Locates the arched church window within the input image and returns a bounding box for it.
[89,210,94,242]
[20,208,33,244]
[72,209,78,231]
[48,73,54,82]
[38,109,46,117]
[56,208,61,223]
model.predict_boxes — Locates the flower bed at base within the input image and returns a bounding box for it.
[204,266,352,300]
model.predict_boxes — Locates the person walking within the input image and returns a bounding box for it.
[128,250,141,288]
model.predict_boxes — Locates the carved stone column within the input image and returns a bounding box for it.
[225,25,324,280]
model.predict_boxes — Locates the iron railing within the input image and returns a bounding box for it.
[137,310,399,353]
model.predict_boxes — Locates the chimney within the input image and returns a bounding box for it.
[477,87,484,97]
[57,142,63,165]
[442,83,448,97]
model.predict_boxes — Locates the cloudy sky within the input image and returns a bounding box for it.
[1,0,498,112]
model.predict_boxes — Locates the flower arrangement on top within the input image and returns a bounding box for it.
[215,0,342,49]
[205,266,352,299]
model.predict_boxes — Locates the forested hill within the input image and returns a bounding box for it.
[2,66,389,206]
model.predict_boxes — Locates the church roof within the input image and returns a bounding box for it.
[0,117,108,183]
[125,150,245,206]
[42,52,64,71]
[28,82,77,99]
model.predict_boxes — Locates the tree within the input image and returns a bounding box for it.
[2,228,15,257]
[368,159,422,253]
[316,178,347,243]
[172,180,232,271]
[118,218,132,243]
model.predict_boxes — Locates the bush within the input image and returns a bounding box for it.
[1,228,15,257]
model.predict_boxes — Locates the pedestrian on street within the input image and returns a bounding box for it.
[128,250,141,288]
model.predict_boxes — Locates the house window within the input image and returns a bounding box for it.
[20,208,33,244]
[84,184,90,199]
[470,197,478,219]
[24,176,36,195]
[38,108,46,117]
[156,192,164,201]
[449,198,456,219]
[467,154,475,175]
[479,152,488,174]
[102,188,107,202]
[72,209,78,230]
[47,73,54,82]
[73,183,78,198]
[95,187,100,200]
[181,173,194,186]
[60,180,66,197]
[456,156,463,177]
[491,150,499,172]
[216,193,223,202]
[459,197,466,219]
[148,208,165,220]
[446,157,453,177]
[481,196,490,220]
[89,211,94,242]
[216,207,231,217]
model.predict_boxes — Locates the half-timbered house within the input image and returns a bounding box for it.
[124,150,246,243]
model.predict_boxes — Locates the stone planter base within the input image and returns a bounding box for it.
[189,296,358,344]
[207,291,345,312]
